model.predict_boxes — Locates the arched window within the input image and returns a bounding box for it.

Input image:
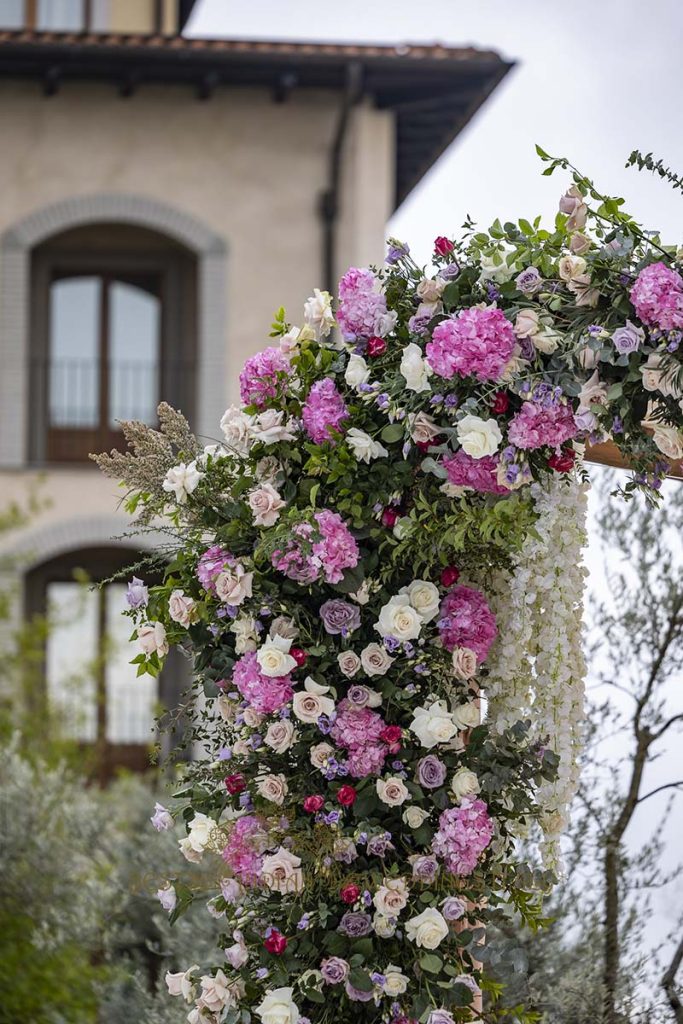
[29,223,197,463]
[24,546,184,778]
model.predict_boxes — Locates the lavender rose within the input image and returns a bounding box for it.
[417,754,447,789]
[427,1012,456,1024]
[320,956,349,985]
[515,267,543,296]
[410,854,439,883]
[320,599,361,636]
[612,319,645,355]
[338,911,372,937]
[345,980,375,1002]
[126,576,148,609]
[366,832,394,858]
[441,896,467,921]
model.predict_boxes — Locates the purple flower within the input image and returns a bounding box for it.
[411,854,439,883]
[346,685,373,708]
[612,320,645,355]
[345,980,375,1002]
[338,911,372,938]
[320,956,350,985]
[126,577,148,609]
[297,914,311,930]
[367,832,394,858]
[417,754,447,789]
[438,262,461,281]
[320,599,361,636]
[150,802,173,831]
[427,1011,456,1024]
[441,896,467,921]
[515,266,543,295]
[386,241,409,265]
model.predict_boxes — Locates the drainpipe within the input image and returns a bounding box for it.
[319,61,364,295]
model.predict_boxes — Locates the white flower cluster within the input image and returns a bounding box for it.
[486,473,588,869]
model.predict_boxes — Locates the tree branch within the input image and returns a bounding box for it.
[637,781,683,805]
[662,933,683,1024]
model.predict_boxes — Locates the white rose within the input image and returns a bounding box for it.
[346,428,389,464]
[403,806,430,828]
[373,877,409,916]
[417,277,446,303]
[410,701,458,749]
[405,908,449,949]
[376,776,410,806]
[374,309,399,338]
[293,690,335,724]
[534,327,561,354]
[264,719,296,753]
[514,309,540,338]
[304,288,335,339]
[360,642,395,676]
[383,966,410,996]
[345,354,370,389]
[242,707,263,728]
[338,650,361,677]
[224,930,249,969]
[270,616,298,641]
[200,970,233,1013]
[261,848,304,895]
[162,461,203,503]
[400,343,433,393]
[215,564,253,606]
[408,410,440,443]
[479,253,516,283]
[451,646,478,679]
[250,409,298,445]
[558,254,587,282]
[255,987,300,1024]
[310,742,334,770]
[248,483,287,527]
[137,621,168,658]
[230,615,259,654]
[375,594,423,642]
[453,701,480,731]
[456,415,502,459]
[165,965,198,1000]
[400,579,440,623]
[168,589,196,628]
[178,837,202,863]
[257,635,297,677]
[451,767,481,802]
[373,913,397,938]
[220,406,253,455]
[257,773,288,805]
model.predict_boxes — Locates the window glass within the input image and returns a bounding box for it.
[36,0,84,30]
[45,581,98,741]
[0,0,24,29]
[109,279,160,426]
[48,276,100,427]
[105,583,157,743]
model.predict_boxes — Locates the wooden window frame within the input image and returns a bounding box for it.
[25,0,94,31]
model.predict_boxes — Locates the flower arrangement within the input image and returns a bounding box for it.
[95,153,683,1024]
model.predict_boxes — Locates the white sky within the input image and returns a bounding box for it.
[188,0,683,957]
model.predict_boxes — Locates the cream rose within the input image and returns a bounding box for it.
[376,776,410,806]
[168,589,196,628]
[456,415,502,459]
[405,907,449,949]
[250,410,297,446]
[408,410,440,443]
[373,877,409,916]
[451,767,481,802]
[417,276,446,303]
[558,254,587,282]
[403,805,430,828]
[255,987,300,1024]
[293,691,335,724]
[257,773,288,805]
[257,635,297,677]
[400,579,440,623]
[162,460,203,503]
[261,848,303,895]
[165,965,198,1000]
[310,742,334,770]
[373,913,397,938]
[338,650,361,677]
[453,701,480,731]
[514,309,540,338]
[360,642,395,676]
[137,621,168,658]
[410,701,458,749]
[220,406,253,455]
[533,327,561,354]
[264,720,296,754]
[383,966,410,996]
[215,564,253,606]
[248,483,287,527]
[452,646,478,679]
[375,595,423,642]
[242,707,263,728]
[346,428,389,464]
[303,288,335,339]
[230,614,259,653]
[345,353,370,389]
[400,343,433,393]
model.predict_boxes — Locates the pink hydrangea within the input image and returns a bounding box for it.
[232,651,293,714]
[432,798,494,876]
[442,450,509,495]
[302,378,349,444]
[507,399,577,450]
[222,815,266,885]
[438,585,497,663]
[271,510,359,586]
[337,267,387,339]
[196,544,234,594]
[330,698,388,779]
[425,307,516,382]
[630,261,683,332]
[239,346,292,408]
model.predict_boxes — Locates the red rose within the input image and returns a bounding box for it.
[416,440,432,453]
[264,930,287,955]
[303,794,324,814]
[548,448,576,473]
[440,565,460,587]
[491,391,510,415]
[367,336,387,358]
[379,725,402,753]
[434,236,455,256]
[340,883,361,904]
[224,773,246,795]
[289,647,307,668]
[382,508,399,529]
[337,784,357,807]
